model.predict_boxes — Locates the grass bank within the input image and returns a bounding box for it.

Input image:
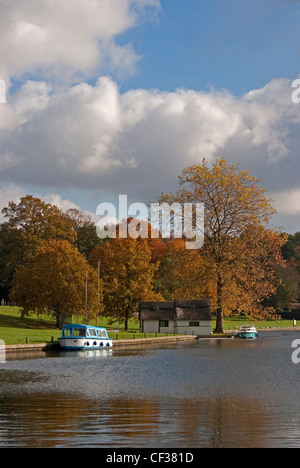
[212,315,296,332]
[0,307,172,345]
[0,306,297,345]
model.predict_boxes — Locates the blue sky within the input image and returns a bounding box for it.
[1,0,300,232]
[120,0,300,94]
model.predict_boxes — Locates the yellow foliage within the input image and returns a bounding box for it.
[11,240,98,325]
[158,157,285,333]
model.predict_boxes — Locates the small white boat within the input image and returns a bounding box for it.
[58,324,113,350]
[235,325,258,340]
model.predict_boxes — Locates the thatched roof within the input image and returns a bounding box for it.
[175,299,211,321]
[139,302,174,321]
[139,299,211,321]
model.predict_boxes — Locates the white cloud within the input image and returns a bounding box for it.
[42,193,99,223]
[1,76,299,193]
[0,184,25,222]
[1,74,300,231]
[270,189,300,215]
[0,186,98,224]
[0,0,161,84]
[1,0,299,233]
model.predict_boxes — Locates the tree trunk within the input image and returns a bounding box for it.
[214,274,224,334]
[125,308,129,331]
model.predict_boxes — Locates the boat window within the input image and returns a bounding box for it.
[63,328,72,337]
[97,329,107,338]
[88,328,97,337]
[73,328,86,337]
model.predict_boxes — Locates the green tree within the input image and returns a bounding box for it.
[264,261,300,312]
[0,225,25,301]
[62,208,105,259]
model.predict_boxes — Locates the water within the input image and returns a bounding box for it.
[0,331,300,448]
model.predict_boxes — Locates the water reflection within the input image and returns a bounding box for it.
[0,391,293,448]
[1,332,300,448]
[59,349,113,359]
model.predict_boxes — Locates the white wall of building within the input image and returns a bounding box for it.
[141,320,211,336]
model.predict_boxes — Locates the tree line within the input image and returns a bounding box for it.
[1,158,299,333]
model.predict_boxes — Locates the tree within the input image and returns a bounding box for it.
[155,239,204,300]
[264,261,300,312]
[0,225,26,301]
[62,207,105,259]
[0,196,77,299]
[158,158,285,333]
[90,237,162,330]
[10,240,99,327]
[2,196,76,245]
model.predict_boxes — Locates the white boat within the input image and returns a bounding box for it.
[235,325,258,340]
[58,324,113,350]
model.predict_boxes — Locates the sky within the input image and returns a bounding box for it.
[0,0,300,232]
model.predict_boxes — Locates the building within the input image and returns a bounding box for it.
[139,299,212,336]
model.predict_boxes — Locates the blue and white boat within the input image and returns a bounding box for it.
[58,324,113,350]
[235,325,258,340]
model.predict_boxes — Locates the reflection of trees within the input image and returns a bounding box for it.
[158,395,272,448]
[0,392,278,448]
[0,393,91,448]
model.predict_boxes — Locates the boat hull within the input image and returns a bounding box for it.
[236,332,258,340]
[58,337,113,351]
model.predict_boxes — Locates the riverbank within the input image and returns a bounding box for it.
[1,306,300,349]
[5,327,300,357]
[4,335,198,355]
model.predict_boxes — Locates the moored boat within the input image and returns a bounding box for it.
[235,325,258,340]
[58,324,113,350]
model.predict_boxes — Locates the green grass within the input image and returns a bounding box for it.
[0,306,297,345]
[0,307,171,344]
[0,306,60,344]
[212,315,295,331]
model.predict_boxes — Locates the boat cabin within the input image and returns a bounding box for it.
[61,324,109,339]
[58,324,113,350]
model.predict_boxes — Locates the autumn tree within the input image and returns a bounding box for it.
[155,239,204,300]
[2,196,76,246]
[158,158,286,333]
[10,240,99,327]
[90,237,162,330]
[0,196,77,299]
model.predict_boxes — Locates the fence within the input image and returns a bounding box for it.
[0,300,18,307]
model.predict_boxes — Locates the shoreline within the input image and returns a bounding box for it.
[4,335,197,355]
[4,327,300,356]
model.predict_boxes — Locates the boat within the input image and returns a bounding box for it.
[58,324,113,350]
[235,325,258,340]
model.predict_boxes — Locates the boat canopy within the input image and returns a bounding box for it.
[61,324,109,339]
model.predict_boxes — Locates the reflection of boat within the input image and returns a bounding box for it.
[59,349,113,359]
[58,324,113,350]
[235,325,258,340]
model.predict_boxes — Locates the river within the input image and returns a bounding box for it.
[0,331,299,448]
